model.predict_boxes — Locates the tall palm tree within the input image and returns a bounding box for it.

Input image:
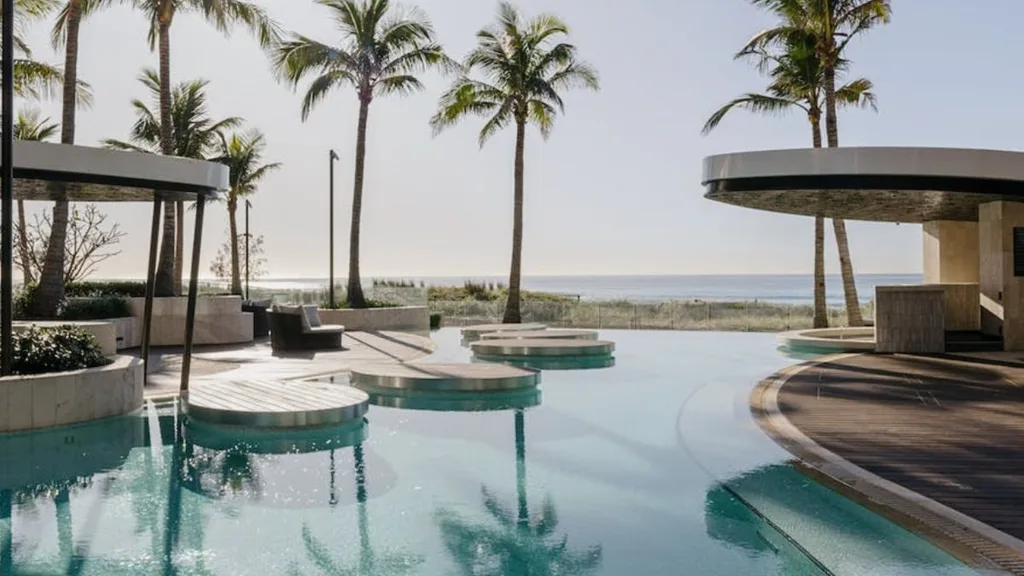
[26,0,111,319]
[744,0,891,326]
[12,108,59,285]
[212,129,281,296]
[702,34,876,328]
[103,68,241,159]
[129,0,279,297]
[271,0,451,309]
[0,0,68,100]
[431,3,599,324]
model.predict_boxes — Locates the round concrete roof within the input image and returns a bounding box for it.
[10,140,228,202]
[702,147,1024,223]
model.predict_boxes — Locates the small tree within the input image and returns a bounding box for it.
[18,203,126,285]
[210,233,267,284]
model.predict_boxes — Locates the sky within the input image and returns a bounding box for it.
[16,0,1024,279]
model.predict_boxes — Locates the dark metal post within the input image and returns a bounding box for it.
[328,150,338,307]
[179,195,206,393]
[1,0,14,376]
[141,199,162,386]
[244,199,250,300]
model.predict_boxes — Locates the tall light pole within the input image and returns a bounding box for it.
[244,199,251,300]
[328,149,339,307]
[1,0,14,375]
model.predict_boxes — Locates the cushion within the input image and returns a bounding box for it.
[307,324,344,334]
[301,305,322,330]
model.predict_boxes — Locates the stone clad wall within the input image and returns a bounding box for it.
[317,306,429,332]
[128,296,253,346]
[875,286,945,354]
[0,355,143,433]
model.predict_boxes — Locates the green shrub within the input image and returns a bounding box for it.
[13,283,38,319]
[320,299,399,310]
[60,297,132,320]
[11,326,111,375]
[64,281,147,298]
[429,313,442,330]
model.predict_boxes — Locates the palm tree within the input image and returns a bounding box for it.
[212,129,281,295]
[702,33,876,328]
[12,108,59,285]
[103,68,241,159]
[431,3,599,324]
[26,0,111,319]
[129,0,279,297]
[0,0,67,100]
[271,0,452,309]
[743,0,892,326]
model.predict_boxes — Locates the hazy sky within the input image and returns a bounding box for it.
[17,0,1024,279]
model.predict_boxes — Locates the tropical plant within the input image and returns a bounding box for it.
[271,0,452,308]
[743,0,892,326]
[128,0,279,297]
[103,69,241,158]
[431,3,599,323]
[211,129,280,295]
[702,32,876,328]
[12,108,58,284]
[23,0,102,318]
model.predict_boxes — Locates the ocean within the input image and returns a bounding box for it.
[236,274,923,305]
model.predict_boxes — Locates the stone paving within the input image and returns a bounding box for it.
[141,330,436,400]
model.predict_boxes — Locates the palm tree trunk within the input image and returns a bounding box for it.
[502,120,526,324]
[823,63,863,326]
[174,201,184,295]
[810,114,827,328]
[16,200,31,284]
[228,197,242,295]
[346,97,370,308]
[154,18,176,297]
[28,0,82,318]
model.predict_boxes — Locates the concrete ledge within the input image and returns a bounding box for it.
[129,295,244,317]
[318,306,429,332]
[777,327,876,352]
[14,320,118,356]
[0,355,144,433]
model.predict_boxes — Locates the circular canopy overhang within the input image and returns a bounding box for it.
[702,147,1024,223]
[8,140,229,202]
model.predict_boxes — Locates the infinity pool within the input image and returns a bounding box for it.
[0,329,986,575]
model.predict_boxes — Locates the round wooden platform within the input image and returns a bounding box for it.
[471,338,615,358]
[480,329,598,341]
[461,323,547,340]
[184,379,369,429]
[350,363,540,392]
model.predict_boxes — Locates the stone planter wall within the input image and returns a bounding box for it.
[0,355,143,433]
[317,306,429,332]
[129,296,253,346]
[14,320,118,356]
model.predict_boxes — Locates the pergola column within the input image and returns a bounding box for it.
[922,220,979,284]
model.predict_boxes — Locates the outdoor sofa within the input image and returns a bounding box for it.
[268,305,344,351]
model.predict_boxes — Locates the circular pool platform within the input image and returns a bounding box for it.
[461,323,547,340]
[481,329,598,341]
[350,363,540,392]
[184,379,369,429]
[471,338,615,358]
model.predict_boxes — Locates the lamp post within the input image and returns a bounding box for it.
[244,199,251,300]
[328,149,339,307]
[1,0,14,375]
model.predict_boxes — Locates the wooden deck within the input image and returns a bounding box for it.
[771,353,1024,571]
[185,379,368,429]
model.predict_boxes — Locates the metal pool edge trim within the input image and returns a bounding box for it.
[751,353,1024,575]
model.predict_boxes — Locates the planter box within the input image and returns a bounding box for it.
[0,355,144,433]
[128,296,253,347]
[318,306,429,332]
[14,320,118,356]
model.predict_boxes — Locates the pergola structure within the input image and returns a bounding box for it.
[0,140,229,386]
[702,146,1024,351]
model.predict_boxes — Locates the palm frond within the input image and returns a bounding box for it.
[701,93,801,135]
[373,74,422,97]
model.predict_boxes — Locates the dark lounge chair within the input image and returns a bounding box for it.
[268,305,343,351]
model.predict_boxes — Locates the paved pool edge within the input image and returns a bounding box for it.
[750,353,1024,575]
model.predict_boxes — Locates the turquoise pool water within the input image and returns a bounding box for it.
[0,329,988,575]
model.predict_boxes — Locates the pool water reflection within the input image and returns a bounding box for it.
[0,329,986,575]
